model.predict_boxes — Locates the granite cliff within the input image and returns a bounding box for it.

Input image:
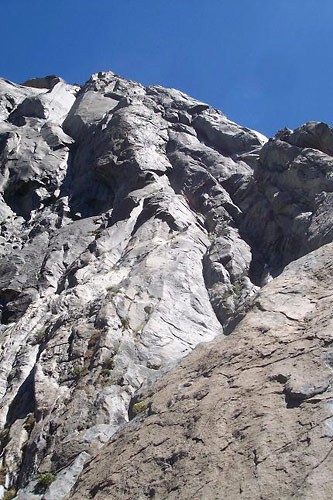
[0,72,332,499]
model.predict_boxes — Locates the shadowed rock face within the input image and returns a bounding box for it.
[0,71,333,499]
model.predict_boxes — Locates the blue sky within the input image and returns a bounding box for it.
[2,0,333,136]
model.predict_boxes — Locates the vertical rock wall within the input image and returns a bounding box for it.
[0,72,333,498]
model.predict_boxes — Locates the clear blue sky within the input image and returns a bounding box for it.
[2,0,333,137]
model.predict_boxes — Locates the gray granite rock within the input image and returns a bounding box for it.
[70,243,333,500]
[0,71,333,499]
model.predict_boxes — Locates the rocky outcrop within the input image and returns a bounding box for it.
[238,130,333,277]
[70,242,333,500]
[0,70,333,499]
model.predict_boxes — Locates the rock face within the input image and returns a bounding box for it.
[71,243,333,500]
[0,71,332,499]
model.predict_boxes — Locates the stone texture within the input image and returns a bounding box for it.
[0,70,332,499]
[70,243,333,500]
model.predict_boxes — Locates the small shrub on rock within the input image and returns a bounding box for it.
[35,472,56,492]
[133,401,148,415]
[4,490,16,500]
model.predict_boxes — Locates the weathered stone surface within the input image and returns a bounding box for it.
[0,70,332,499]
[0,78,44,121]
[286,121,333,156]
[70,243,333,500]
[236,131,333,279]
[22,75,64,90]
[9,81,77,125]
[192,110,266,155]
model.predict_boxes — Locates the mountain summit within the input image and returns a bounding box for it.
[0,72,333,499]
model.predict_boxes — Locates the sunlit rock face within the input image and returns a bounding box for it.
[0,71,333,499]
